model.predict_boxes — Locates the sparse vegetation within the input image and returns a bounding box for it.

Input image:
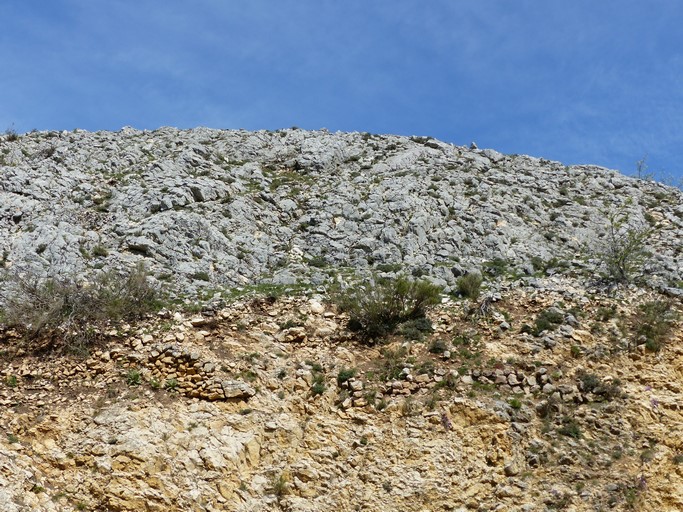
[632,299,678,351]
[337,368,357,386]
[428,338,448,354]
[271,472,290,497]
[508,398,522,409]
[126,369,141,386]
[0,263,160,352]
[92,245,109,257]
[558,417,582,439]
[336,276,442,341]
[192,271,210,282]
[371,346,410,382]
[597,208,653,283]
[525,308,564,336]
[4,125,19,141]
[310,363,326,396]
[456,272,483,299]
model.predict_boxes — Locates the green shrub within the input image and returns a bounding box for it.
[337,368,357,386]
[558,417,582,438]
[596,305,618,321]
[126,369,141,386]
[336,276,442,341]
[373,346,409,382]
[272,472,289,497]
[307,256,327,268]
[457,273,483,299]
[428,339,448,354]
[577,371,600,393]
[4,126,19,141]
[508,398,522,410]
[311,380,326,396]
[598,209,653,283]
[1,263,159,350]
[92,245,109,257]
[632,300,678,351]
[396,317,433,340]
[192,271,210,282]
[375,263,403,273]
[533,308,564,336]
[483,258,509,277]
[310,365,326,396]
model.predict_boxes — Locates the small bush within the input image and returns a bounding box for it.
[400,396,420,416]
[1,264,160,351]
[578,371,600,393]
[558,417,582,438]
[373,346,409,382]
[192,271,210,282]
[598,209,653,283]
[307,256,327,268]
[632,300,678,352]
[428,339,448,354]
[483,257,510,277]
[533,308,564,336]
[508,398,522,410]
[4,125,19,141]
[457,273,482,299]
[271,472,289,497]
[336,276,442,342]
[310,365,326,396]
[126,369,141,386]
[337,368,357,386]
[397,317,433,340]
[92,245,109,257]
[596,305,618,322]
[311,381,325,395]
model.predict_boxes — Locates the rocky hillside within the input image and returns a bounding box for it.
[0,128,682,512]
[0,127,681,298]
[0,286,681,511]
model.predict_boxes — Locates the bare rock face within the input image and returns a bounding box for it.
[0,127,681,300]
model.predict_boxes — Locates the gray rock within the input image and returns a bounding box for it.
[221,380,256,399]
[0,127,679,304]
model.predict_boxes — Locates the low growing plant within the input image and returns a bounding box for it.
[336,276,442,342]
[632,300,678,351]
[456,272,483,299]
[0,263,160,352]
[337,368,357,386]
[531,308,564,336]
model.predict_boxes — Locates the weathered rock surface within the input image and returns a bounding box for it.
[1,127,681,298]
[0,288,681,511]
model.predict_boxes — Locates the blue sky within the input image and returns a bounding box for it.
[2,1,683,183]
